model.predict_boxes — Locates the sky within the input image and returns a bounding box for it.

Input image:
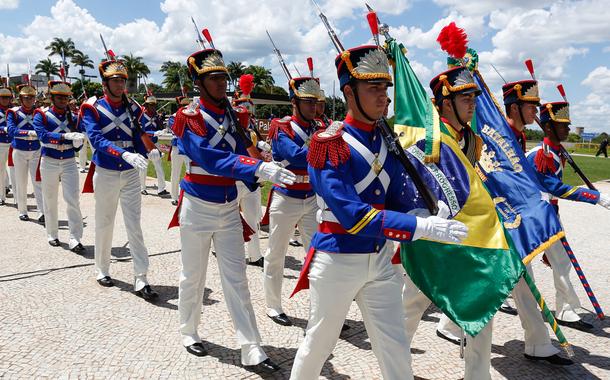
[1,0,609,132]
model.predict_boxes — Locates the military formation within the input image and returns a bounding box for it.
[1,6,610,380]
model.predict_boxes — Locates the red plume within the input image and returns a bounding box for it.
[238,74,254,97]
[202,29,213,44]
[366,11,379,36]
[557,84,567,101]
[107,49,116,60]
[524,59,535,79]
[307,57,314,75]
[437,22,468,59]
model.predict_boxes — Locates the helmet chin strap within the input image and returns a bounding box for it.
[350,83,377,123]
[450,96,470,129]
[516,102,527,127]
[103,80,123,99]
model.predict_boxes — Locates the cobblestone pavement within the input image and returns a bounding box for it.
[1,174,609,380]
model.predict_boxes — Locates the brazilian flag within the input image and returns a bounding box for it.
[388,39,525,336]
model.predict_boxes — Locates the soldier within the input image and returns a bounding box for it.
[0,85,12,206]
[7,84,44,222]
[169,46,295,372]
[33,81,85,252]
[315,89,330,128]
[80,59,158,300]
[167,96,190,206]
[263,75,321,326]
[139,94,168,196]
[290,44,467,380]
[526,98,610,330]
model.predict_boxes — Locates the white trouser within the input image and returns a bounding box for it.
[436,266,559,358]
[139,154,166,193]
[263,192,317,316]
[236,182,262,261]
[170,147,186,201]
[12,148,43,215]
[291,246,413,380]
[0,144,9,201]
[543,239,581,322]
[78,138,88,169]
[40,156,83,247]
[178,192,267,366]
[399,266,492,380]
[93,167,149,291]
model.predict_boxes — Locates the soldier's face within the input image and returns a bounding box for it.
[0,97,10,107]
[106,78,126,96]
[520,103,538,125]
[201,74,228,100]
[294,98,317,121]
[351,82,389,120]
[20,95,35,109]
[453,93,476,123]
[315,101,325,117]
[553,122,571,141]
[52,95,69,109]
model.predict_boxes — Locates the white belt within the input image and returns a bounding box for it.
[43,143,73,151]
[189,165,220,177]
[112,140,134,148]
[15,135,38,141]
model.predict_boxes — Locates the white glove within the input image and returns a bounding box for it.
[412,200,468,243]
[63,132,85,141]
[153,130,165,137]
[27,130,38,137]
[598,193,610,210]
[122,151,149,171]
[256,162,296,186]
[72,138,84,149]
[148,148,161,161]
[256,141,272,152]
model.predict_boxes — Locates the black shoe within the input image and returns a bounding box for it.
[499,304,518,316]
[244,358,281,374]
[556,319,594,332]
[38,214,45,224]
[185,342,208,357]
[247,257,264,268]
[0,200,5,206]
[136,285,159,301]
[341,323,351,332]
[19,214,29,221]
[141,190,148,195]
[268,313,293,326]
[436,330,465,346]
[48,238,60,247]
[524,353,573,365]
[171,200,179,206]
[97,276,114,287]
[158,190,170,197]
[71,243,85,254]
[289,239,303,247]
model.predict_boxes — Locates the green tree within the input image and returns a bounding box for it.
[35,58,59,82]
[244,65,275,92]
[160,60,191,92]
[71,50,94,82]
[227,61,245,90]
[121,53,150,94]
[45,37,77,76]
[71,80,103,100]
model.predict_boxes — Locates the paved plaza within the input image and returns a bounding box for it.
[1,174,609,379]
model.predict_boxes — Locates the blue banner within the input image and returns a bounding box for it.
[471,70,565,263]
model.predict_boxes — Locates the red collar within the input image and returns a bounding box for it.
[0,105,8,111]
[543,137,562,150]
[144,109,155,117]
[104,95,123,109]
[344,113,374,132]
[21,106,34,114]
[291,114,312,129]
[199,97,224,115]
[51,106,66,115]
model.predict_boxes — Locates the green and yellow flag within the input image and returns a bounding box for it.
[389,39,525,336]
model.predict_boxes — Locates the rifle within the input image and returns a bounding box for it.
[99,34,157,153]
[266,30,292,81]
[311,2,439,214]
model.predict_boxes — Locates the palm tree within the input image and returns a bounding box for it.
[121,54,150,94]
[244,65,275,93]
[160,60,190,92]
[35,58,60,82]
[45,37,77,76]
[71,50,94,84]
[227,61,245,90]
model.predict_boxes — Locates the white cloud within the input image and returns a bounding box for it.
[0,0,19,10]
[571,66,610,132]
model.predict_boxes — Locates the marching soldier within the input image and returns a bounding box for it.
[526,97,610,330]
[139,94,168,196]
[0,85,12,206]
[290,44,467,380]
[170,45,294,372]
[80,59,158,300]
[33,81,85,252]
[167,96,190,206]
[263,75,320,326]
[7,84,44,222]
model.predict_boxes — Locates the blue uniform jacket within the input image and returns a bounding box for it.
[7,106,40,151]
[33,107,79,160]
